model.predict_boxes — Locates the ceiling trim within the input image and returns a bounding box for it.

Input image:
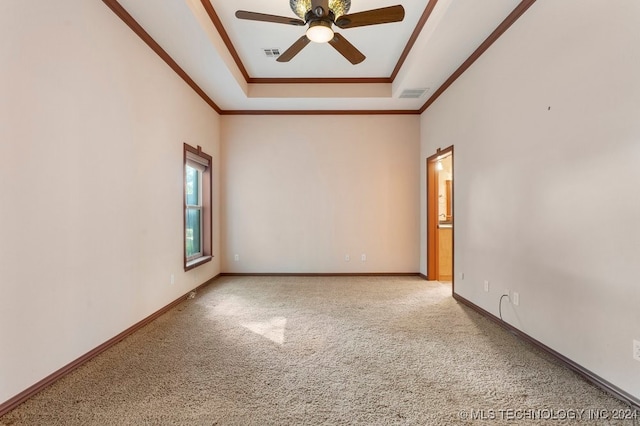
[418,0,537,113]
[200,0,251,83]
[102,0,538,116]
[202,0,438,84]
[101,0,222,114]
[220,109,418,116]
[249,77,389,85]
[390,0,438,81]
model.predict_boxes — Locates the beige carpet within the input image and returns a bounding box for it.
[1,276,636,425]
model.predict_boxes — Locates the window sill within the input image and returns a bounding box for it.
[185,256,212,271]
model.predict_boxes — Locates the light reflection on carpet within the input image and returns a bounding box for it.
[241,316,287,345]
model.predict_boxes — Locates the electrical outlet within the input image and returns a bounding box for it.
[234,254,240,262]
[361,254,366,262]
[460,272,464,280]
[512,292,520,306]
[483,280,489,292]
[345,254,350,262]
[633,340,640,362]
[170,274,175,285]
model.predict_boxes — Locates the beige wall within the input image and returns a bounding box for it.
[420,0,640,400]
[221,115,420,273]
[0,1,220,404]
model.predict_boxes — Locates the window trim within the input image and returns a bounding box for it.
[183,143,213,271]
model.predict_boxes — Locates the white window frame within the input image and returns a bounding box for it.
[185,161,204,261]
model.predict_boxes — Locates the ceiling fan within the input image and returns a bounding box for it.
[235,0,405,65]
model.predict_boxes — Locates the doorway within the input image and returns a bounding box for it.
[427,146,453,282]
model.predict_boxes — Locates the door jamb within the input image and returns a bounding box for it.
[426,146,454,286]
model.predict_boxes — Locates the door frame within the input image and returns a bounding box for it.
[426,146,454,286]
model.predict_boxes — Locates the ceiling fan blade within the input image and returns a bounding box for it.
[277,36,311,62]
[335,5,405,29]
[311,0,330,17]
[328,33,365,65]
[235,10,305,26]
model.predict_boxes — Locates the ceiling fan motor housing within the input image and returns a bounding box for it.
[289,0,351,21]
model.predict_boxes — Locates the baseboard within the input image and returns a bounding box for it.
[220,272,421,277]
[453,293,640,411]
[0,274,221,418]
[419,273,428,280]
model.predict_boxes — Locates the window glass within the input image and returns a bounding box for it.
[185,208,201,257]
[185,165,199,206]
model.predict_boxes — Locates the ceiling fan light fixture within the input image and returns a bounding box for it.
[306,21,334,43]
[289,0,351,20]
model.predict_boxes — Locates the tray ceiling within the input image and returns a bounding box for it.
[109,0,533,113]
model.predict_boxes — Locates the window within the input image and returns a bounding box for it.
[184,143,212,270]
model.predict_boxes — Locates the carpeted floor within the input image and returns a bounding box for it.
[1,276,636,425]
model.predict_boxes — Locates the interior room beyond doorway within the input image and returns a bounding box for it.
[436,153,452,282]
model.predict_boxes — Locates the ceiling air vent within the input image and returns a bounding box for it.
[399,88,429,99]
[263,48,281,58]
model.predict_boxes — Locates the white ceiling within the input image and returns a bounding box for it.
[114,0,524,112]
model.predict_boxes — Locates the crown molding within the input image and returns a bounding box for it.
[419,0,537,113]
[102,0,222,114]
[102,0,537,116]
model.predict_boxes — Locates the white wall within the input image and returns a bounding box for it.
[221,115,420,273]
[420,0,640,400]
[0,1,220,405]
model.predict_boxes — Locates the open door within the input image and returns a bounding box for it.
[427,146,454,283]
